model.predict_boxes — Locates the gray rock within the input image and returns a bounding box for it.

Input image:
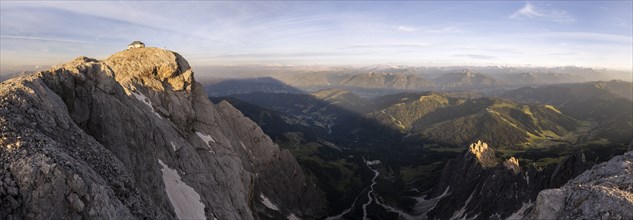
[6,186,17,196]
[0,47,324,219]
[66,193,85,212]
[531,188,565,219]
[528,151,633,219]
[6,196,19,210]
[427,141,591,219]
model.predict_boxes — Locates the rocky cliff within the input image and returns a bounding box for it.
[529,150,633,220]
[0,47,324,220]
[426,141,591,219]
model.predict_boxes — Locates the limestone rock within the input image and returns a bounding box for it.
[0,47,325,219]
[504,157,520,175]
[468,140,498,168]
[529,151,633,219]
[427,141,591,219]
[104,48,193,92]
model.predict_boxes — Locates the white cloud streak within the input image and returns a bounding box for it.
[0,35,96,44]
[510,2,575,23]
[397,25,416,32]
[396,25,463,34]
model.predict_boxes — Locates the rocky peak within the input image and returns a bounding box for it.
[520,72,535,78]
[503,157,521,174]
[468,140,498,168]
[463,68,475,77]
[104,47,194,92]
[427,142,592,219]
[0,48,324,219]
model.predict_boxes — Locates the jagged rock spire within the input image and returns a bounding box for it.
[503,157,520,174]
[468,140,498,168]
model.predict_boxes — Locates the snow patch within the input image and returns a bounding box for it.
[240,141,252,154]
[170,141,178,152]
[130,89,161,118]
[196,132,216,144]
[259,193,279,211]
[366,160,381,165]
[450,191,475,220]
[196,132,216,153]
[158,159,206,220]
[287,213,301,220]
[375,196,419,220]
[439,186,450,197]
[409,186,450,219]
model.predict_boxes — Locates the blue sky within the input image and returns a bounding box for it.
[1,1,632,71]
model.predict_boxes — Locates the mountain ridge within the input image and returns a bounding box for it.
[0,47,325,219]
[427,141,592,219]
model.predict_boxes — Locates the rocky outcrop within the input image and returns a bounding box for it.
[503,157,521,175]
[426,141,591,219]
[468,140,498,168]
[0,47,325,219]
[529,151,633,220]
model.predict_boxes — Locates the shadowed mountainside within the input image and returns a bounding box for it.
[0,48,325,219]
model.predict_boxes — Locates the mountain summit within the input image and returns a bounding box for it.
[0,47,324,219]
[432,69,499,89]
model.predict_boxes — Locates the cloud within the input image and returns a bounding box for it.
[0,35,96,44]
[511,3,544,18]
[396,25,463,34]
[533,32,633,43]
[425,26,463,34]
[454,54,497,59]
[510,2,574,23]
[349,42,430,48]
[396,25,416,32]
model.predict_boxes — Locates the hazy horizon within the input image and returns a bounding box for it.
[1,1,632,73]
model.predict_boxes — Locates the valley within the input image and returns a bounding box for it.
[209,76,633,219]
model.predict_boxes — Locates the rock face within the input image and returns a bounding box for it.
[426,141,591,219]
[0,47,325,220]
[529,151,633,220]
[468,141,498,168]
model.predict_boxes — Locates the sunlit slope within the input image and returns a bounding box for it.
[365,93,579,148]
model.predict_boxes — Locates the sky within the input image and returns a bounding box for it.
[1,1,632,72]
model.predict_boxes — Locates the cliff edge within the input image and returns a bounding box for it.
[0,47,325,219]
[529,151,633,219]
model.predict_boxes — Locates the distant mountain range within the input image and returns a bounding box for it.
[199,65,630,98]
[204,77,303,96]
[431,69,500,89]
